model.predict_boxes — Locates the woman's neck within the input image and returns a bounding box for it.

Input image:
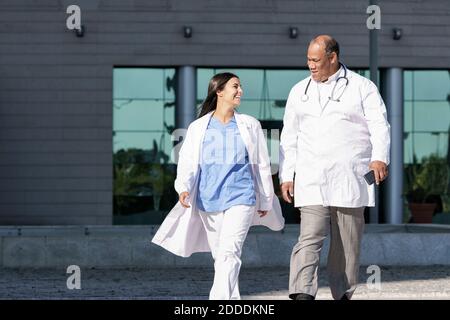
[213,103,235,124]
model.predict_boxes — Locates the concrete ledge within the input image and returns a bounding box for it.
[0,224,449,268]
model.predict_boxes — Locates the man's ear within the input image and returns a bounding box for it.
[330,52,338,65]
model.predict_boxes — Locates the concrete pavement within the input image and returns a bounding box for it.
[0,266,449,300]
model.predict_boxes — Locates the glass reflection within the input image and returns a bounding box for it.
[113,68,176,224]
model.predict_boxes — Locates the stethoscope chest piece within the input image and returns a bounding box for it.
[301,94,309,102]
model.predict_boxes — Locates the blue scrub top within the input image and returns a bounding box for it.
[197,115,256,212]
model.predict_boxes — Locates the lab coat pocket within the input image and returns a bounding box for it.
[356,163,370,183]
[327,166,361,203]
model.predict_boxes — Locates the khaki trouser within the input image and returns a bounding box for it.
[289,205,365,300]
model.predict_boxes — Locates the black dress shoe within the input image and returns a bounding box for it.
[340,294,350,300]
[290,293,315,300]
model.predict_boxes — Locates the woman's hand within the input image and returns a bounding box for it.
[257,210,268,217]
[179,192,191,208]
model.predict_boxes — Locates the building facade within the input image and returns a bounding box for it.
[0,0,449,225]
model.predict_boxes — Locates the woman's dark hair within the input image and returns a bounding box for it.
[198,72,239,118]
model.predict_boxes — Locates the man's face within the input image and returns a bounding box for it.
[307,42,334,82]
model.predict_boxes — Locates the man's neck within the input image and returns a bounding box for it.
[321,63,341,83]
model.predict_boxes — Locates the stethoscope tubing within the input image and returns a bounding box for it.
[301,63,349,103]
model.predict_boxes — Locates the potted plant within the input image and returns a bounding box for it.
[405,154,449,223]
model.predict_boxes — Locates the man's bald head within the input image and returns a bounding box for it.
[309,35,340,58]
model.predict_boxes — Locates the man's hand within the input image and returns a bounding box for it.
[280,182,294,203]
[179,191,191,208]
[369,161,388,185]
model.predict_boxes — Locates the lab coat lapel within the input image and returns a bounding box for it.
[234,112,256,163]
[306,78,322,117]
[193,112,214,165]
[320,67,348,115]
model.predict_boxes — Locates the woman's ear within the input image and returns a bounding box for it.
[216,90,223,98]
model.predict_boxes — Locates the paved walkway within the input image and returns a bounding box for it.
[0,266,449,300]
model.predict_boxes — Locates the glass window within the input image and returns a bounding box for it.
[412,71,450,101]
[412,101,450,132]
[404,71,413,101]
[197,68,215,103]
[113,68,177,225]
[403,70,450,164]
[409,132,449,162]
[403,131,414,164]
[403,70,450,223]
[404,101,413,132]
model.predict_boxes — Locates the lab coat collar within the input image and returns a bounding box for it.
[321,65,344,84]
[198,110,255,164]
[199,110,248,129]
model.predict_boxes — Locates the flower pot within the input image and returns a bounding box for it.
[408,203,437,223]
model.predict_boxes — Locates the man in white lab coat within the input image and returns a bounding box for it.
[279,35,390,300]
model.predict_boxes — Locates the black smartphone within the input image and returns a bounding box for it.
[364,170,376,185]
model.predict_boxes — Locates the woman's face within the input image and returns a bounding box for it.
[217,77,243,108]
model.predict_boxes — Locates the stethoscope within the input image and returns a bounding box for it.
[301,63,349,103]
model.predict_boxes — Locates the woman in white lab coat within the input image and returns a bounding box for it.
[152,72,284,300]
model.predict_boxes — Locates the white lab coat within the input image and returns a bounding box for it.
[279,68,390,208]
[152,111,285,257]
